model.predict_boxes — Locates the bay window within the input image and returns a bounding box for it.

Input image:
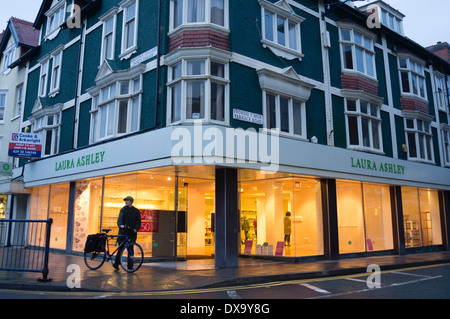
[339,27,376,78]
[90,77,142,143]
[167,55,229,124]
[398,56,426,99]
[171,0,227,29]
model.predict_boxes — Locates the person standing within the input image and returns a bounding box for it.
[113,196,141,270]
[284,211,291,246]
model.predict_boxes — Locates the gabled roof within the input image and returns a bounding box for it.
[0,17,40,67]
[34,0,101,29]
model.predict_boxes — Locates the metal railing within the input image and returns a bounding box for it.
[0,218,53,282]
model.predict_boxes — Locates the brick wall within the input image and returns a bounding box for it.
[400,96,429,114]
[169,30,229,52]
[341,73,378,96]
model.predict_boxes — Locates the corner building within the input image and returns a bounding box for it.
[16,0,450,268]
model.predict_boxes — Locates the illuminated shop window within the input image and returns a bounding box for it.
[336,180,393,254]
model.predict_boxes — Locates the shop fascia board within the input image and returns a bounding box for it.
[22,124,450,190]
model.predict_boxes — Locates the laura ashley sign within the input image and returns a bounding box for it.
[351,157,405,175]
[55,151,105,172]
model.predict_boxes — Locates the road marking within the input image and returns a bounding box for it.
[1,262,448,298]
[300,283,330,294]
[391,271,433,278]
[345,277,367,283]
[310,275,442,299]
[227,290,242,299]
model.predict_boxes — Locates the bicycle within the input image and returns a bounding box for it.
[84,227,144,273]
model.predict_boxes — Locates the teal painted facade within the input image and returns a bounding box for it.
[17,0,450,173]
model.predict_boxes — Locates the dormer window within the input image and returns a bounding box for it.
[45,0,67,38]
[259,0,304,61]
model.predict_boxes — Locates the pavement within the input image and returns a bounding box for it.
[1,251,450,294]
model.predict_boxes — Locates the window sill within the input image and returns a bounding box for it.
[261,39,304,61]
[407,157,435,165]
[49,88,60,98]
[347,146,385,156]
[168,23,230,38]
[119,46,138,60]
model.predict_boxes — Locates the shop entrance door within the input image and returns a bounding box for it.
[178,178,215,259]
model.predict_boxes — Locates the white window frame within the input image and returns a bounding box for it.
[404,116,434,163]
[263,91,307,139]
[170,0,229,31]
[338,25,376,79]
[14,84,23,118]
[45,0,67,37]
[49,46,64,97]
[434,73,448,112]
[166,48,231,125]
[344,98,383,153]
[442,126,450,167]
[398,55,427,101]
[380,8,403,34]
[38,56,50,97]
[167,56,230,125]
[90,76,142,143]
[33,113,61,157]
[99,8,118,62]
[259,0,304,61]
[2,45,15,73]
[0,90,7,124]
[119,0,139,60]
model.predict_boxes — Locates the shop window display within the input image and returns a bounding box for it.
[29,184,69,250]
[72,179,103,252]
[401,187,442,247]
[239,176,323,257]
[48,183,70,250]
[336,180,393,254]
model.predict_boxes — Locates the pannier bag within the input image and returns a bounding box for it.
[84,234,106,253]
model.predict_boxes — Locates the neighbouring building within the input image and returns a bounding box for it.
[4,0,450,268]
[0,17,39,221]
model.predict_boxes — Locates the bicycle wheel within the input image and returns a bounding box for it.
[84,247,106,270]
[118,242,144,273]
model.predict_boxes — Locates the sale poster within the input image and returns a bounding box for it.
[139,210,159,233]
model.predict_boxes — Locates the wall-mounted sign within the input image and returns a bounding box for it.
[0,162,12,175]
[8,132,42,158]
[233,109,263,125]
[130,46,157,67]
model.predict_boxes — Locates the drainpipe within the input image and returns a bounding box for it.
[152,0,163,130]
[72,19,85,150]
